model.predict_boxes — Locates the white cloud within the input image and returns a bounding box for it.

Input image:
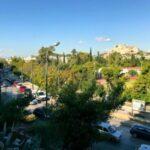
[95,37,111,42]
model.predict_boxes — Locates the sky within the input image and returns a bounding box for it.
[0,0,150,57]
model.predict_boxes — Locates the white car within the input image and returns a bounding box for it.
[138,144,150,150]
[30,99,38,105]
[36,91,49,100]
[96,122,122,142]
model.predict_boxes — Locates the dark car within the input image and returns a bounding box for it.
[130,125,150,140]
[24,88,33,98]
[33,108,46,119]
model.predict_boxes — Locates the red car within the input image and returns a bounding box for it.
[19,86,26,93]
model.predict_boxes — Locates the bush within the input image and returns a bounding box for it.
[0,98,30,124]
[28,121,62,149]
[128,70,138,76]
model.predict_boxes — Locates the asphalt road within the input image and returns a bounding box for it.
[93,125,150,150]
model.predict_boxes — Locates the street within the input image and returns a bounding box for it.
[93,119,150,150]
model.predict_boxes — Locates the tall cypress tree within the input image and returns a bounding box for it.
[63,52,66,63]
[89,48,93,61]
[97,51,100,58]
[56,54,59,65]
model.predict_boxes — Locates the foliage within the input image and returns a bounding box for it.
[51,82,102,150]
[127,62,150,102]
[107,52,123,66]
[102,67,121,81]
[0,98,30,124]
[142,61,150,75]
[36,46,55,64]
[131,74,150,102]
[95,84,106,100]
[29,121,62,149]
[128,70,138,76]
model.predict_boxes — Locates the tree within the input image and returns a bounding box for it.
[102,67,121,88]
[10,57,25,77]
[56,54,59,65]
[71,49,77,56]
[96,55,107,66]
[101,67,125,107]
[69,51,90,65]
[52,82,101,149]
[130,63,150,102]
[37,46,55,64]
[142,61,150,75]
[89,48,93,61]
[0,98,30,124]
[107,52,123,66]
[130,54,140,67]
[131,74,150,102]
[0,58,8,68]
[63,52,66,63]
[128,70,138,76]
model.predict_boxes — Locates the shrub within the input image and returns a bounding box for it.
[128,70,138,76]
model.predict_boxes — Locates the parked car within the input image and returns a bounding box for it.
[36,91,49,100]
[19,86,26,93]
[24,88,32,98]
[130,125,150,140]
[95,122,122,142]
[138,144,150,150]
[33,108,46,119]
[30,99,38,105]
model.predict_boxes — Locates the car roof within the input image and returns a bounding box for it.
[133,125,150,130]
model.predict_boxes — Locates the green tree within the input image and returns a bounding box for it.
[128,70,138,76]
[131,74,150,102]
[130,54,140,67]
[37,46,55,64]
[130,63,150,102]
[89,48,93,61]
[107,52,123,66]
[102,67,121,88]
[71,49,77,56]
[52,82,101,149]
[63,52,66,63]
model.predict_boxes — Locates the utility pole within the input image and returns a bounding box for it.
[45,42,60,112]
[21,63,24,82]
[31,61,34,90]
[45,49,48,109]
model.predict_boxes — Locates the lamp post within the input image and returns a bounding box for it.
[45,42,60,109]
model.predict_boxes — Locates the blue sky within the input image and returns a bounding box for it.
[0,0,150,57]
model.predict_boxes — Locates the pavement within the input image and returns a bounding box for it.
[93,118,150,150]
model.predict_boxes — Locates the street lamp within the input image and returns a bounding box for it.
[45,42,60,109]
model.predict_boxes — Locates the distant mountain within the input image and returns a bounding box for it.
[111,44,140,55]
[101,44,150,59]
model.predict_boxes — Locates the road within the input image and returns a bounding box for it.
[93,119,150,150]
[25,98,55,112]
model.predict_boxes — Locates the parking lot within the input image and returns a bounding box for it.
[93,120,150,150]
